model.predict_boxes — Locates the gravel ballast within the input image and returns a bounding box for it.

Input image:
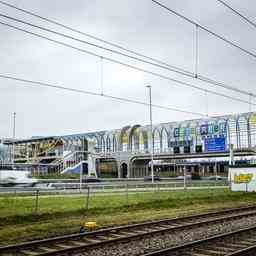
[78,215,256,256]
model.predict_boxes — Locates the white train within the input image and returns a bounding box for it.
[0,170,38,187]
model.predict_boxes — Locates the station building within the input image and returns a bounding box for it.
[3,111,256,178]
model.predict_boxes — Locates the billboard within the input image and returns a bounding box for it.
[200,122,226,136]
[204,137,226,152]
[229,167,256,192]
[173,122,226,138]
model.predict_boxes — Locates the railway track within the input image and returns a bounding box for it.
[1,205,256,256]
[142,225,256,256]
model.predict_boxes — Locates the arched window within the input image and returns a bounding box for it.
[106,136,111,152]
[121,132,128,151]
[139,130,148,152]
[249,114,256,148]
[153,129,161,153]
[112,135,117,152]
[237,116,249,149]
[130,128,140,152]
[73,138,80,151]
[100,136,105,152]
[161,128,169,152]
[119,126,130,152]
[93,136,100,153]
[227,117,238,149]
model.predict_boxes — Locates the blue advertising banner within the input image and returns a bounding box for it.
[204,137,226,152]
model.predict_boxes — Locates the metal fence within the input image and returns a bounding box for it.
[0,180,229,216]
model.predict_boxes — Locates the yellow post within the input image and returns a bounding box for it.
[84,221,97,231]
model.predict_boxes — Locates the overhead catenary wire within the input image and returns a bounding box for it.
[0,13,192,79]
[0,74,206,117]
[0,4,255,99]
[0,20,255,107]
[151,0,256,59]
[216,0,256,29]
[0,0,190,75]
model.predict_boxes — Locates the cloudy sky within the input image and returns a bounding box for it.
[0,0,256,139]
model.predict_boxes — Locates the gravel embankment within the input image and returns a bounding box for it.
[78,215,256,256]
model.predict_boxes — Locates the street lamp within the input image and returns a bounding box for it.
[146,85,154,184]
[12,112,16,166]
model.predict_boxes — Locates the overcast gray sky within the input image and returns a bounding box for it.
[0,0,256,138]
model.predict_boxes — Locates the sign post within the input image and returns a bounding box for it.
[229,144,234,166]
[12,112,16,167]
[80,163,83,192]
[183,166,186,190]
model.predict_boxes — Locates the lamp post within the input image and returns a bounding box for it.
[146,85,154,184]
[12,112,16,166]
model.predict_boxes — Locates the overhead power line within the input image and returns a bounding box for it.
[0,2,255,99]
[0,14,193,78]
[0,20,255,107]
[216,0,256,29]
[0,0,189,75]
[0,74,206,117]
[151,0,256,59]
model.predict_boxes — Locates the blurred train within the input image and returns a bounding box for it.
[0,169,38,187]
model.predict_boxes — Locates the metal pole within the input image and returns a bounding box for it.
[35,189,39,215]
[146,85,154,184]
[229,144,234,166]
[126,183,128,205]
[86,186,90,210]
[215,162,217,182]
[80,162,83,192]
[184,166,186,190]
[12,112,16,166]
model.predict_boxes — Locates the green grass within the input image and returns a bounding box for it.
[1,188,256,245]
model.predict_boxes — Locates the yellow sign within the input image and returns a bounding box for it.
[234,173,253,184]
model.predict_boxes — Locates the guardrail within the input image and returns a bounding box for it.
[0,180,228,194]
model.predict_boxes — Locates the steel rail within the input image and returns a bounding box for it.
[142,225,256,255]
[1,205,256,255]
[227,245,256,256]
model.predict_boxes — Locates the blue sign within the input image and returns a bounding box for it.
[204,137,226,152]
